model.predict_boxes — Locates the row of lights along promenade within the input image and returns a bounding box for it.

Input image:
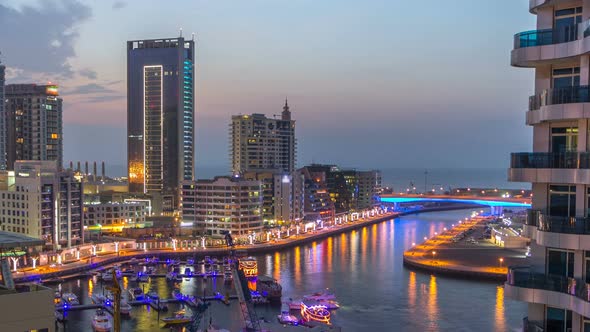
[403,211,528,281]
[12,206,404,283]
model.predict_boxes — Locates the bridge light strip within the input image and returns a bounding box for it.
[380,197,531,208]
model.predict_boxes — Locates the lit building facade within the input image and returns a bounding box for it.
[84,201,148,229]
[5,84,63,170]
[357,170,382,209]
[0,64,5,171]
[273,172,304,224]
[180,177,263,236]
[299,167,335,223]
[0,161,83,249]
[127,37,195,209]
[230,100,296,175]
[506,2,590,331]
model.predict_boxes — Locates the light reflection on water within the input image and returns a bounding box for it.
[56,209,524,331]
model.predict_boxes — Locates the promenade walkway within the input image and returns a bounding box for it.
[12,210,402,283]
[403,215,528,280]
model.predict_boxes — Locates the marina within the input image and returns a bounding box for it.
[47,209,527,331]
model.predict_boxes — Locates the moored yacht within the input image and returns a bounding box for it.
[62,292,79,305]
[92,308,112,331]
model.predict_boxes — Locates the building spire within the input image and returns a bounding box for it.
[282,97,291,121]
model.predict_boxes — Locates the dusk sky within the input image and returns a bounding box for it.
[0,0,536,175]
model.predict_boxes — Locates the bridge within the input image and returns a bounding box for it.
[379,194,531,215]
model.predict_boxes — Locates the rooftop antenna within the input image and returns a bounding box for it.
[191,33,195,41]
[179,28,183,38]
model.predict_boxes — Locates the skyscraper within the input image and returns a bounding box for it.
[0,63,5,171]
[127,37,195,209]
[231,99,296,175]
[506,3,590,331]
[5,84,63,170]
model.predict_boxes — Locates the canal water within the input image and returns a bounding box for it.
[56,209,526,331]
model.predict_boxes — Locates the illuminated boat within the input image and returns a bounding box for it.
[288,298,339,310]
[162,309,192,324]
[277,310,299,325]
[62,292,79,305]
[238,257,258,278]
[300,302,330,325]
[256,275,282,301]
[92,308,112,331]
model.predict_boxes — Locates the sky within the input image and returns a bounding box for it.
[0,0,537,175]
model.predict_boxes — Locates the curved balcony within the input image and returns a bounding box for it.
[505,266,590,317]
[524,210,590,250]
[527,85,590,125]
[508,152,590,184]
[512,21,590,67]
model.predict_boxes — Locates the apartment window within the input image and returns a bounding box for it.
[547,248,574,278]
[551,127,578,153]
[552,67,580,89]
[549,185,576,217]
[554,7,582,44]
[546,306,572,332]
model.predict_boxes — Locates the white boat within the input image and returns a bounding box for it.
[128,287,145,301]
[166,271,177,281]
[91,293,107,304]
[303,289,336,301]
[135,274,149,283]
[92,308,112,331]
[101,272,113,282]
[120,300,132,315]
[146,290,159,300]
[277,310,299,325]
[62,292,79,305]
[161,310,192,324]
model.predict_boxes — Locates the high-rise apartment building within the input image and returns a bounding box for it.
[0,64,5,171]
[231,100,296,175]
[357,170,381,209]
[506,3,590,331]
[127,37,195,209]
[0,161,83,249]
[180,177,263,236]
[4,84,63,170]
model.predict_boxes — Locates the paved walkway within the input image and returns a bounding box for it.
[12,211,401,282]
[403,216,528,280]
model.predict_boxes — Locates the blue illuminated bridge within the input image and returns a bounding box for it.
[380,195,531,215]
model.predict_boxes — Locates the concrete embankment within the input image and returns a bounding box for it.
[402,215,527,282]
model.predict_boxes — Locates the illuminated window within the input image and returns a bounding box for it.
[51,133,59,139]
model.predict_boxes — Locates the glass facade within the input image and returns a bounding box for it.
[127,38,195,208]
[547,248,574,278]
[546,306,572,332]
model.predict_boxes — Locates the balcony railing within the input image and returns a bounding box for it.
[525,210,590,235]
[507,266,590,303]
[529,85,590,110]
[514,23,578,49]
[510,152,590,169]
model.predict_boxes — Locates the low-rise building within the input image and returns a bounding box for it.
[0,232,54,332]
[181,176,263,236]
[83,201,148,233]
[357,170,382,209]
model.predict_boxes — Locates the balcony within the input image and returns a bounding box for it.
[511,21,590,66]
[505,266,590,318]
[529,86,590,111]
[524,210,590,250]
[508,152,590,184]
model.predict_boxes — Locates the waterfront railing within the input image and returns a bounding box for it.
[524,210,590,235]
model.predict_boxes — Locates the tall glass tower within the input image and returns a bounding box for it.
[127,37,195,210]
[0,63,5,171]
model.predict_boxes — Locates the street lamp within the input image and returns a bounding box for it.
[499,258,504,268]
[431,251,436,262]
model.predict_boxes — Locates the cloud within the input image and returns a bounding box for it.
[78,68,97,79]
[112,1,126,10]
[65,83,117,95]
[0,0,91,80]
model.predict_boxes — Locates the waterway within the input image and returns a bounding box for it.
[56,209,526,331]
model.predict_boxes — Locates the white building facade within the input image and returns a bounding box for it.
[0,161,83,249]
[84,202,148,227]
[181,177,263,236]
[506,2,590,331]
